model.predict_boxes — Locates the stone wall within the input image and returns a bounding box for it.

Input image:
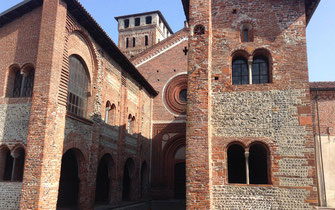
[0,102,31,145]
[0,182,22,210]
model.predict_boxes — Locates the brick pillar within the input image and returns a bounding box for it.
[20,1,67,209]
[186,0,212,209]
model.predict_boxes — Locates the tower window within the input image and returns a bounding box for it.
[232,58,249,85]
[133,37,136,47]
[249,144,269,184]
[126,38,129,48]
[124,19,129,28]
[135,18,140,26]
[252,56,269,84]
[145,35,149,46]
[146,16,152,24]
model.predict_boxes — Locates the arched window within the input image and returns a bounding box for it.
[67,56,89,118]
[105,102,116,126]
[127,114,132,133]
[227,144,246,184]
[252,56,269,84]
[145,35,149,46]
[249,143,269,184]
[11,66,35,98]
[133,37,136,47]
[232,58,249,85]
[126,38,129,48]
[105,101,111,124]
[145,16,152,24]
[0,147,25,182]
[243,29,249,42]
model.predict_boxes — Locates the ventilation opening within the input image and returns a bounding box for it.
[227,144,246,184]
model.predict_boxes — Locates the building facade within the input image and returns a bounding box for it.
[1,0,334,209]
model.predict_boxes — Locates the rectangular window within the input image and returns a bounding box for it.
[126,38,129,48]
[133,37,136,47]
[146,16,152,24]
[145,35,149,46]
[124,19,129,28]
[135,18,140,26]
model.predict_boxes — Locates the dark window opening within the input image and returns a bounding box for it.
[126,38,129,48]
[249,144,269,184]
[194,24,205,35]
[3,150,13,181]
[145,35,149,46]
[67,56,89,118]
[124,19,129,28]
[12,148,25,181]
[57,150,80,208]
[232,58,249,85]
[252,56,269,84]
[133,37,136,47]
[145,16,152,24]
[243,29,249,42]
[227,144,246,184]
[135,18,140,26]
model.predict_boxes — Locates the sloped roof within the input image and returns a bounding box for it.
[310,82,335,91]
[130,27,189,67]
[181,0,320,25]
[0,0,158,96]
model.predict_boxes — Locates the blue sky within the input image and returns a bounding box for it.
[1,0,334,82]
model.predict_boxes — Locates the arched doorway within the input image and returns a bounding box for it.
[140,161,148,198]
[57,149,83,208]
[174,146,186,199]
[122,158,135,201]
[95,154,113,204]
[162,136,186,199]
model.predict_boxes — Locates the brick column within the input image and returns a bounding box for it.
[186,0,212,209]
[20,1,67,209]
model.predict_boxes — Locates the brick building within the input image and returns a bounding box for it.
[0,0,334,209]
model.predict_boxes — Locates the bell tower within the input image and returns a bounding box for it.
[115,11,173,58]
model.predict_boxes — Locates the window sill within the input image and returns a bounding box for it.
[227,183,273,187]
[66,112,93,126]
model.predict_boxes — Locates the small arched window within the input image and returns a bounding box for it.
[67,55,89,118]
[232,58,249,85]
[126,38,129,48]
[252,56,269,84]
[0,147,25,182]
[127,114,132,133]
[243,29,249,42]
[105,102,116,126]
[249,143,269,184]
[105,101,111,124]
[145,16,152,24]
[12,66,35,98]
[145,35,149,46]
[127,115,135,134]
[227,144,246,184]
[133,37,136,47]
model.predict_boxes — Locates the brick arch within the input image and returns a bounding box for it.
[63,134,89,162]
[162,135,186,189]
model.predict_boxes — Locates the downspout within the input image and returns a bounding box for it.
[315,90,327,206]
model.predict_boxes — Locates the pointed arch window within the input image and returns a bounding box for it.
[127,114,136,134]
[105,101,116,126]
[67,55,89,118]
[1,147,25,182]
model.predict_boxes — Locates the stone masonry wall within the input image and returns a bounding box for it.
[0,102,31,145]
[0,182,22,210]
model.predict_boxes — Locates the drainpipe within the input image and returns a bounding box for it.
[315,90,327,207]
